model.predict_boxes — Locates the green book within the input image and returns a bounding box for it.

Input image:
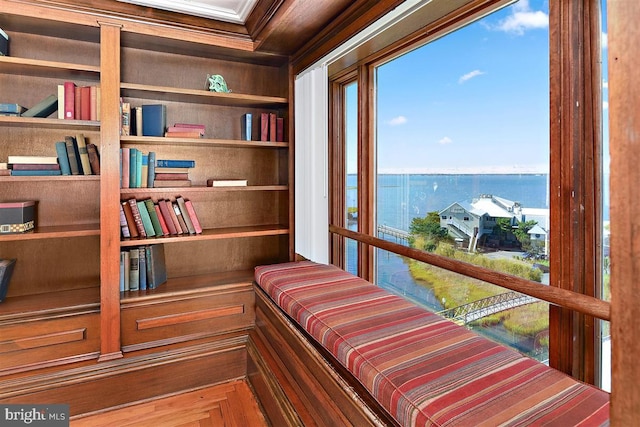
[22,94,58,118]
[144,199,163,236]
[136,200,156,237]
[129,148,138,188]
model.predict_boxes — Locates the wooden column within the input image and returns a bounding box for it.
[608,0,640,423]
[98,22,123,361]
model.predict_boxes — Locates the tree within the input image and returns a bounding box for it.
[514,220,538,251]
[409,211,449,251]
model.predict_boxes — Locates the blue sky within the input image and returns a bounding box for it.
[346,0,609,175]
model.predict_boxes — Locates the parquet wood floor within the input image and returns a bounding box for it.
[70,380,268,427]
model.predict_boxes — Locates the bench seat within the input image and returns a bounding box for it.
[255,261,609,427]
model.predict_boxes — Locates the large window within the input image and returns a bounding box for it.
[330,0,608,387]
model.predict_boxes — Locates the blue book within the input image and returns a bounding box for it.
[10,169,62,176]
[129,148,138,188]
[147,151,156,188]
[155,159,195,168]
[136,150,143,188]
[119,251,126,292]
[138,246,147,291]
[142,104,166,137]
[55,141,72,175]
[241,113,252,141]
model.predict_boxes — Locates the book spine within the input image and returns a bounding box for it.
[154,173,189,181]
[154,204,170,236]
[144,199,163,236]
[276,117,284,142]
[128,248,139,291]
[176,197,196,234]
[119,203,131,238]
[121,147,130,188]
[166,200,183,234]
[184,200,203,234]
[172,202,188,235]
[136,150,143,188]
[138,247,147,291]
[147,151,156,188]
[269,112,277,142]
[55,141,72,175]
[10,170,62,176]
[57,84,65,120]
[80,86,91,120]
[137,200,156,237]
[11,164,60,171]
[121,101,131,136]
[155,159,195,168]
[63,81,75,119]
[122,201,139,238]
[120,251,126,292]
[90,85,98,121]
[127,198,147,238]
[241,113,252,141]
[141,154,148,188]
[75,133,92,175]
[87,143,100,175]
[260,112,269,141]
[64,136,80,175]
[135,106,142,136]
[123,250,130,291]
[158,200,178,235]
[129,148,138,188]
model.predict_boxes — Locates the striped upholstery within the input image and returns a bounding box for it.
[255,261,610,427]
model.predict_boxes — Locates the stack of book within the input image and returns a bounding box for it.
[56,134,100,175]
[164,123,205,139]
[8,155,61,176]
[0,103,26,117]
[60,82,100,121]
[153,157,195,188]
[119,196,202,239]
[120,244,167,292]
[121,150,194,188]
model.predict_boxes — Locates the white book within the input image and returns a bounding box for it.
[57,84,65,119]
[207,179,248,187]
[8,155,59,164]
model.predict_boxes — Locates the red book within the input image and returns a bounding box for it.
[269,113,277,142]
[163,131,203,138]
[11,164,61,170]
[166,200,183,234]
[184,199,203,234]
[122,201,139,238]
[166,126,204,135]
[64,81,76,119]
[173,123,205,131]
[158,199,178,235]
[127,198,146,238]
[74,86,82,121]
[154,204,170,236]
[276,117,284,142]
[80,86,91,120]
[90,86,98,121]
[154,173,189,181]
[260,113,269,141]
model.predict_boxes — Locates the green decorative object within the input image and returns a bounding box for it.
[206,74,231,93]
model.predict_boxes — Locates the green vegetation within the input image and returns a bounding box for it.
[408,211,452,251]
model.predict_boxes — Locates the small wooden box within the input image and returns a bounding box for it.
[0,201,36,233]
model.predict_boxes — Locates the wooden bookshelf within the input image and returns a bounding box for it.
[119,225,289,247]
[120,185,288,195]
[0,224,100,241]
[121,136,288,148]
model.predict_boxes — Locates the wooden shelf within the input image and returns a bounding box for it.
[0,287,100,322]
[0,224,100,241]
[120,136,288,148]
[120,82,288,107]
[120,185,287,196]
[120,270,254,304]
[119,224,289,247]
[0,116,100,130]
[0,55,100,79]
[0,175,100,182]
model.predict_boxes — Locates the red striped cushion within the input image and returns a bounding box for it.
[255,261,610,426]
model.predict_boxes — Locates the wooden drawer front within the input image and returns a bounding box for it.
[121,289,255,350]
[0,313,100,374]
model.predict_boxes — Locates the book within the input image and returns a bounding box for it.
[138,247,147,291]
[87,143,100,175]
[119,251,126,292]
[57,84,65,119]
[136,200,156,237]
[134,106,143,136]
[122,201,139,238]
[276,117,284,142]
[260,112,269,141]
[22,94,58,118]
[63,81,76,119]
[269,112,277,142]
[153,180,192,188]
[147,151,156,188]
[123,250,130,291]
[144,199,164,236]
[80,86,91,120]
[184,199,203,234]
[119,203,131,238]
[135,149,143,188]
[127,198,146,238]
[0,103,26,115]
[121,101,131,136]
[154,173,189,181]
[163,130,203,138]
[172,123,205,132]
[64,136,81,174]
[154,204,170,236]
[74,86,81,122]
[120,147,130,188]
[155,159,195,168]
[8,155,58,165]
[75,133,92,175]
[145,244,167,289]
[129,148,138,188]
[0,27,8,56]
[207,179,247,187]
[0,259,16,302]
[172,202,188,235]
[11,164,60,170]
[158,199,178,235]
[241,113,252,141]
[140,154,148,188]
[166,199,183,234]
[11,170,62,176]
[154,167,189,174]
[90,85,98,121]
[142,104,166,137]
[176,197,195,235]
[0,169,10,176]
[128,248,140,291]
[0,163,7,169]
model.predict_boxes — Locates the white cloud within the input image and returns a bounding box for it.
[603,80,608,89]
[387,116,407,126]
[493,0,548,35]
[459,70,484,84]
[438,136,453,145]
[603,101,608,110]
[602,32,608,50]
